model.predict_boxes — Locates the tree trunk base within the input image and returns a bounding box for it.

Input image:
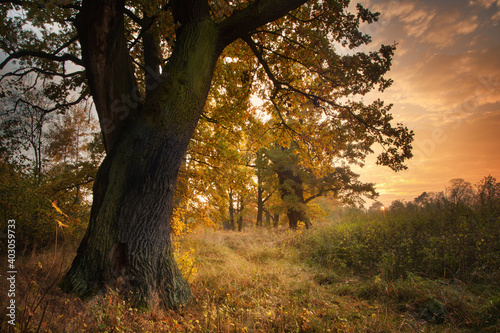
[61,240,191,309]
[60,129,193,309]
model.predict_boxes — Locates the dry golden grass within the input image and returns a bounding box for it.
[1,225,498,332]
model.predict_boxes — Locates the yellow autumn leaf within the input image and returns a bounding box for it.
[49,199,70,220]
[55,220,69,228]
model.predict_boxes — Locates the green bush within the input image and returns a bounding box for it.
[0,162,91,252]
[298,201,500,284]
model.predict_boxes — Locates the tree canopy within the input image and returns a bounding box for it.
[0,0,413,309]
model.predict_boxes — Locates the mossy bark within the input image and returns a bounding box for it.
[62,18,221,309]
[61,122,190,307]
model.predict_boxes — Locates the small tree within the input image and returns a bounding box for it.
[368,200,385,213]
[476,175,500,214]
[446,178,474,206]
[0,86,53,183]
[263,142,377,229]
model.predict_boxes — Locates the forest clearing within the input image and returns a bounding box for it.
[1,196,499,332]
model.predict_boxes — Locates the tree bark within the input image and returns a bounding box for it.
[256,182,264,227]
[62,14,221,308]
[273,213,280,228]
[264,209,271,226]
[74,0,140,152]
[61,120,196,307]
[256,150,264,227]
[142,14,162,99]
[237,198,244,232]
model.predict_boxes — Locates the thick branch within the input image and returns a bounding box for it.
[142,14,162,96]
[171,0,210,26]
[75,0,140,152]
[304,191,326,204]
[0,0,80,9]
[0,0,22,4]
[218,0,308,47]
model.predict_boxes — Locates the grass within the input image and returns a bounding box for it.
[1,221,499,332]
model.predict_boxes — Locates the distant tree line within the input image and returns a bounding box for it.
[370,176,500,217]
[303,176,500,283]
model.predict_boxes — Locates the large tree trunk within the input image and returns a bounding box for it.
[62,13,221,308]
[61,124,192,308]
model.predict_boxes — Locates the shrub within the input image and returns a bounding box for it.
[299,201,500,284]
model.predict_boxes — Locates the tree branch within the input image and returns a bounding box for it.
[243,35,378,136]
[304,191,326,204]
[0,67,83,85]
[262,190,276,204]
[123,7,143,25]
[0,50,83,70]
[9,92,88,116]
[53,36,79,55]
[189,157,223,174]
[75,0,140,152]
[242,35,282,93]
[0,0,24,5]
[0,0,80,10]
[218,0,308,47]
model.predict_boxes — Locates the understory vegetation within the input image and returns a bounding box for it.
[1,197,499,332]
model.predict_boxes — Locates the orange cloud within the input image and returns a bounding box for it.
[469,0,497,8]
[351,0,500,206]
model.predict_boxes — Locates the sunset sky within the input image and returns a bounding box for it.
[352,0,500,206]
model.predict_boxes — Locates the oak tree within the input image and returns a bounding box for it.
[258,140,376,229]
[0,0,413,308]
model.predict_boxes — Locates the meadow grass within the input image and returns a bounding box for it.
[1,213,498,332]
